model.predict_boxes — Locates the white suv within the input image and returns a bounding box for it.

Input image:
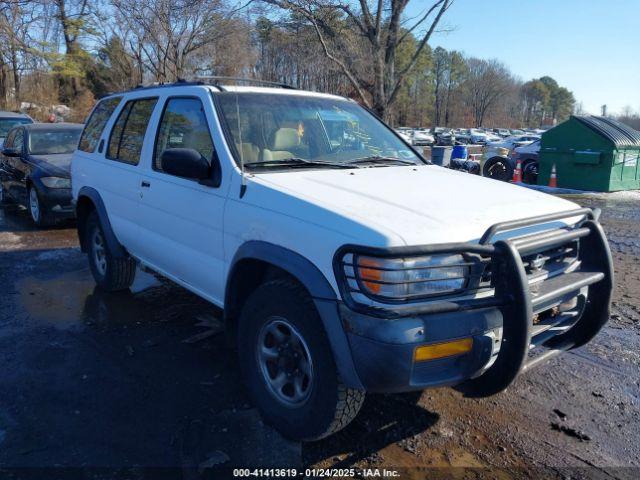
[71,80,613,441]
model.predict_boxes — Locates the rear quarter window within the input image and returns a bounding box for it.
[78,96,122,153]
[107,98,158,165]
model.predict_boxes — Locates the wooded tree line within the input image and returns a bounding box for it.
[0,0,595,128]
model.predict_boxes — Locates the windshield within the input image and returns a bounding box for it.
[28,128,83,155]
[0,118,32,137]
[215,93,423,169]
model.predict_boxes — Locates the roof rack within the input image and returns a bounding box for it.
[194,76,297,91]
[106,77,297,97]
[131,78,210,91]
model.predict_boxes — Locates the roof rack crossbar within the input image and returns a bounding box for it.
[194,76,297,90]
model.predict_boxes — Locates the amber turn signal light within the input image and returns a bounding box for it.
[413,338,473,362]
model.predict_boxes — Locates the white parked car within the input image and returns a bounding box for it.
[491,128,511,138]
[467,128,498,144]
[412,129,435,146]
[486,132,502,142]
[394,127,413,144]
[71,80,613,441]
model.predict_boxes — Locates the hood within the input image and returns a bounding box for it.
[28,153,72,176]
[515,142,540,154]
[252,165,581,246]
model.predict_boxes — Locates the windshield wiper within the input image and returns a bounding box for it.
[244,158,357,169]
[345,156,418,166]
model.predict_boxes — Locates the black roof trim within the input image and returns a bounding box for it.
[573,115,640,148]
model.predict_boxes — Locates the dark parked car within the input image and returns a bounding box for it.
[0,111,33,148]
[0,123,83,226]
[431,127,456,146]
[511,139,541,184]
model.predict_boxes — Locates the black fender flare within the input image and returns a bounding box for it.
[226,241,363,390]
[76,186,126,258]
[228,241,337,300]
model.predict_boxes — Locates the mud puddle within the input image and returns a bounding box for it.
[17,268,161,329]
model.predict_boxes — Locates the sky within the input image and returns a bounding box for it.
[407,0,640,115]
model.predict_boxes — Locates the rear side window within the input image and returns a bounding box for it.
[78,97,122,153]
[153,97,214,172]
[107,98,158,165]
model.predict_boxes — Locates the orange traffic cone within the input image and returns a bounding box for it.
[548,163,558,188]
[512,159,522,183]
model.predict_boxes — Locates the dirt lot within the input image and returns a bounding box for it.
[0,191,639,479]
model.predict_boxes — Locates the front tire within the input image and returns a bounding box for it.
[85,211,136,291]
[237,279,364,441]
[28,186,52,227]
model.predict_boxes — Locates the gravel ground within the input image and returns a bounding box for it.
[0,190,638,479]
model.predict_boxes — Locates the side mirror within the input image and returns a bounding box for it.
[161,148,211,180]
[2,147,20,157]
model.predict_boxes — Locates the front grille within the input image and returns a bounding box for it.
[478,235,580,290]
[521,240,579,281]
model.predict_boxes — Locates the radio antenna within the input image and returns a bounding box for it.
[235,89,247,197]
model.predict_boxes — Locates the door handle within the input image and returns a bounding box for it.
[141,181,151,188]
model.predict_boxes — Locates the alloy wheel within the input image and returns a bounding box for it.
[91,228,108,276]
[29,188,40,222]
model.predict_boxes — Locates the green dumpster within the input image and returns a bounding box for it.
[538,115,640,191]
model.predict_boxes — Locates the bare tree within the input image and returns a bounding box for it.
[111,0,242,82]
[262,0,453,120]
[463,58,513,127]
[0,0,52,108]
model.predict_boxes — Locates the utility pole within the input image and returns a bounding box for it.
[601,104,607,117]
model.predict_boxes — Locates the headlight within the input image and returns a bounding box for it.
[41,176,71,188]
[346,254,470,300]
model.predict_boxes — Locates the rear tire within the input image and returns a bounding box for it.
[85,211,136,291]
[521,160,539,185]
[237,279,364,441]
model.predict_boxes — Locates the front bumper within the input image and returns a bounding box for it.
[342,305,502,392]
[332,208,614,394]
[34,182,74,217]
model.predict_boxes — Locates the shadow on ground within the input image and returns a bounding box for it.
[305,392,439,467]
